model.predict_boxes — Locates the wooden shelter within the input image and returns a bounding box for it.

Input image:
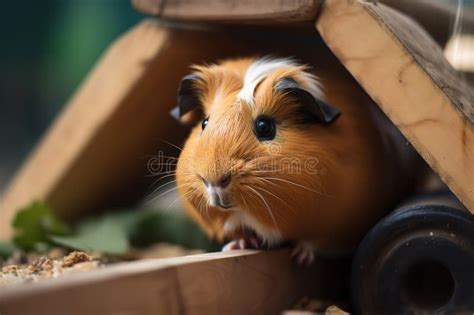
[0,0,472,314]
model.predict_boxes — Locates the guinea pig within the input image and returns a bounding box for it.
[172,56,422,264]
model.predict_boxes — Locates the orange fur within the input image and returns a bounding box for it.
[176,57,421,251]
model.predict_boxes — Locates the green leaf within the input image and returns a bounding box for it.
[127,210,220,251]
[0,241,17,258]
[50,216,129,256]
[12,202,71,250]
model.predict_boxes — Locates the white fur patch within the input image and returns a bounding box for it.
[223,210,282,245]
[237,56,325,104]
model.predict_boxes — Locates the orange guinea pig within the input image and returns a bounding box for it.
[173,56,421,264]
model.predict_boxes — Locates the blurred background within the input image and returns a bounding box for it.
[0,0,140,192]
[0,0,473,195]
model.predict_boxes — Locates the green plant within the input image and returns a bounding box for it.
[3,201,218,258]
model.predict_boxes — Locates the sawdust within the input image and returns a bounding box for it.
[0,244,204,287]
[283,297,349,315]
[0,251,100,286]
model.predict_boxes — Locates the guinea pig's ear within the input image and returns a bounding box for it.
[275,77,341,124]
[170,73,202,121]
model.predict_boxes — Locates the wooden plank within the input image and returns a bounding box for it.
[132,0,323,24]
[0,250,348,315]
[316,1,474,212]
[0,20,244,239]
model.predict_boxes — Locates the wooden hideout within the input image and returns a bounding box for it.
[0,0,473,314]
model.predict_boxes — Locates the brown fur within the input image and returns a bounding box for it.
[176,57,420,251]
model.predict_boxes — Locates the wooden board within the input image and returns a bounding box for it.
[316,0,474,213]
[0,250,348,315]
[132,0,322,24]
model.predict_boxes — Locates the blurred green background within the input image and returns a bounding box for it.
[0,0,140,192]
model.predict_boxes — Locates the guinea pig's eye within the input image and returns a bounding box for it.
[201,117,209,130]
[254,116,276,141]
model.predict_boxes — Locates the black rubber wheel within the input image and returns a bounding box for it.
[351,204,474,314]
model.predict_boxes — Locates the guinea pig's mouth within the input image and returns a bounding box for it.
[219,204,233,209]
[211,198,233,210]
[206,186,233,209]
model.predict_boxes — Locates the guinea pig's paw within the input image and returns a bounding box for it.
[222,237,260,251]
[291,241,316,266]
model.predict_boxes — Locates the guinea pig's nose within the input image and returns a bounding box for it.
[200,174,231,188]
[202,173,232,209]
[216,173,231,188]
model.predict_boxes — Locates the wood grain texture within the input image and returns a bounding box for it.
[0,250,348,315]
[132,0,322,24]
[317,0,474,212]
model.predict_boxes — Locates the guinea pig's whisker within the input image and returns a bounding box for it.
[196,193,211,218]
[161,139,183,152]
[245,156,278,166]
[247,156,280,166]
[247,163,297,174]
[263,176,334,198]
[151,178,176,191]
[253,177,281,191]
[255,184,295,214]
[150,169,177,175]
[146,182,190,205]
[149,172,177,188]
[196,195,205,215]
[203,197,211,218]
[255,178,295,209]
[239,192,249,211]
[147,179,178,198]
[167,189,194,209]
[245,185,279,231]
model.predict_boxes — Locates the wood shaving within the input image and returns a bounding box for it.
[0,251,101,287]
[0,244,203,287]
[283,297,350,315]
[62,251,93,267]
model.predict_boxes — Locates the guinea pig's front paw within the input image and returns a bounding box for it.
[222,237,261,251]
[291,241,316,266]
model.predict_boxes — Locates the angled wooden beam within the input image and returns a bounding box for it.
[0,250,348,315]
[132,0,323,24]
[317,0,474,213]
